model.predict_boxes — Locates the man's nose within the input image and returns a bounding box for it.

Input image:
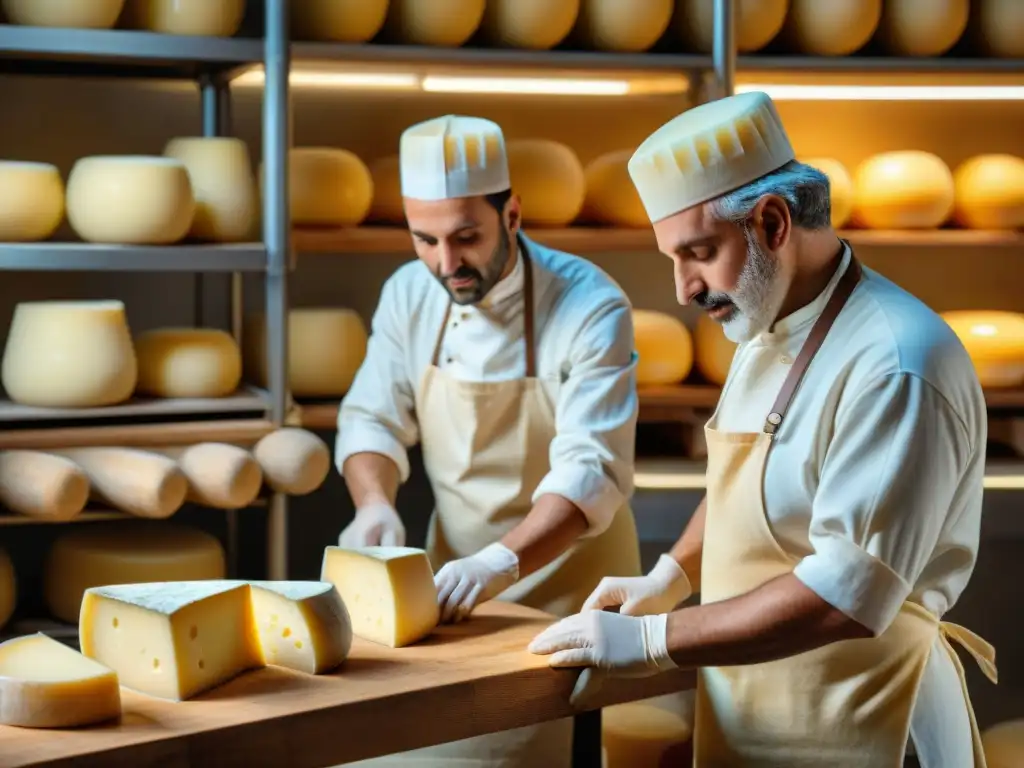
[438,244,460,275]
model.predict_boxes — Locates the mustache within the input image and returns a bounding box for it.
[694,291,734,311]
[440,266,482,282]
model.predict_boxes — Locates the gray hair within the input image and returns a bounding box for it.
[709,160,832,230]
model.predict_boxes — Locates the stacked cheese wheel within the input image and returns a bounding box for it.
[941,310,1024,389]
[632,309,737,387]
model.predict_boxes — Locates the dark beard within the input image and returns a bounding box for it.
[437,228,513,306]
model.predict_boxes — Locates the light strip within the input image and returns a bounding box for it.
[421,75,630,96]
[634,470,1024,491]
[233,69,418,89]
[736,84,1024,101]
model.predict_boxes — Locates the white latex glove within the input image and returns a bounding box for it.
[434,542,520,624]
[581,554,692,615]
[528,610,677,706]
[338,501,406,548]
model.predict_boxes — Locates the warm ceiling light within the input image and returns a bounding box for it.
[233,68,418,89]
[737,83,1024,101]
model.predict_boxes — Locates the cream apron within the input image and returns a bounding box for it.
[352,240,641,767]
[694,256,998,768]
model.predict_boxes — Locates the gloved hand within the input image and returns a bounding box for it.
[434,542,520,624]
[581,554,692,615]
[528,610,677,706]
[338,501,406,548]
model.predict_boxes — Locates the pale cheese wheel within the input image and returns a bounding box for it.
[877,0,969,56]
[66,156,195,245]
[281,148,373,228]
[851,151,954,230]
[952,154,1024,230]
[0,548,14,631]
[134,327,242,399]
[289,0,388,42]
[384,0,486,46]
[941,310,1024,389]
[0,161,64,242]
[0,451,90,522]
[801,157,854,228]
[244,308,368,397]
[694,312,737,386]
[480,0,580,49]
[507,139,586,227]
[971,0,1024,58]
[1,0,124,28]
[632,310,693,386]
[1,300,137,408]
[983,720,1024,768]
[43,522,226,625]
[367,155,405,225]
[582,149,650,228]
[781,0,882,56]
[675,0,788,54]
[253,428,331,496]
[573,0,673,52]
[603,702,693,768]
[120,0,244,36]
[163,137,257,242]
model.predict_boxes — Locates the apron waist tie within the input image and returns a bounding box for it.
[939,621,998,684]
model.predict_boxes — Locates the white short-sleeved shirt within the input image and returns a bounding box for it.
[713,243,988,766]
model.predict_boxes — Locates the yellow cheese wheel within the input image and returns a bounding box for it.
[694,312,737,386]
[632,310,693,385]
[281,148,373,228]
[66,156,195,245]
[603,702,693,768]
[941,310,1024,389]
[253,429,331,496]
[120,0,244,36]
[134,327,242,399]
[582,149,650,228]
[952,154,1024,230]
[675,0,788,53]
[801,157,854,228]
[384,0,486,46]
[851,151,954,230]
[573,0,673,52]
[983,720,1024,768]
[0,549,14,631]
[781,0,882,56]
[877,0,968,56]
[1,300,137,408]
[972,0,1024,58]
[288,0,388,42]
[367,155,405,225]
[0,161,64,242]
[43,522,226,625]
[1,0,124,28]
[164,137,257,242]
[506,139,586,227]
[244,308,368,398]
[480,0,579,49]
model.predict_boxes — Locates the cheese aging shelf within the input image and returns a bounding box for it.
[0,243,268,272]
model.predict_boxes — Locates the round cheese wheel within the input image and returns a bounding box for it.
[877,0,968,56]
[851,151,955,230]
[675,0,788,53]
[134,327,242,399]
[253,429,331,496]
[0,161,64,242]
[972,0,1024,58]
[120,0,244,36]
[573,0,673,52]
[781,0,882,56]
[244,308,368,398]
[384,0,486,46]
[603,702,693,768]
[0,549,14,631]
[632,310,693,385]
[66,156,195,244]
[694,312,737,386]
[801,157,854,228]
[507,139,586,227]
[164,136,257,242]
[984,720,1024,768]
[1,0,124,28]
[480,0,579,49]
[952,154,1024,230]
[280,148,373,228]
[582,149,650,228]
[43,522,226,625]
[289,0,388,42]
[1,300,137,408]
[941,310,1024,389]
[367,155,405,225]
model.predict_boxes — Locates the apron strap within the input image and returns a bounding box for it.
[941,621,998,684]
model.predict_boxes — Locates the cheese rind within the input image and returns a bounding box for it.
[289,0,388,42]
[852,150,955,230]
[676,0,788,54]
[506,139,586,227]
[952,154,1024,230]
[632,310,694,386]
[602,701,693,768]
[384,0,486,46]
[941,310,1024,388]
[2,0,124,28]
[801,157,854,228]
[277,148,373,227]
[573,0,673,53]
[121,0,246,36]
[0,161,65,242]
[693,312,737,386]
[582,149,650,228]
[780,0,882,56]
[135,327,243,399]
[0,633,121,729]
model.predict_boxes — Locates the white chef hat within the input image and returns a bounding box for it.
[399,114,511,201]
[628,91,795,224]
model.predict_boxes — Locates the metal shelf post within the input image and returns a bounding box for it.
[712,0,736,99]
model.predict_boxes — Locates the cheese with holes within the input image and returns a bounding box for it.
[583,150,650,227]
[0,548,14,630]
[321,546,440,648]
[952,154,1024,230]
[852,151,955,230]
[973,0,1024,58]
[694,312,737,386]
[877,0,968,57]
[121,0,245,36]
[573,0,672,52]
[1,300,137,408]
[249,581,352,674]
[135,327,242,399]
[982,719,1024,768]
[80,580,261,701]
[781,0,881,56]
[2,0,124,28]
[507,140,586,227]
[0,633,121,728]
[941,310,1024,389]
[43,522,226,625]
[480,0,579,49]
[384,0,486,46]
[289,0,388,42]
[603,702,693,768]
[675,0,788,53]
[280,148,373,227]
[632,310,693,385]
[802,157,853,228]
[0,161,64,242]
[367,155,405,224]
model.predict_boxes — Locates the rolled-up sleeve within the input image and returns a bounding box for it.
[792,371,976,636]
[335,277,419,482]
[532,297,639,537]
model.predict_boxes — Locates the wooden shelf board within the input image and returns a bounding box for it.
[0,418,276,451]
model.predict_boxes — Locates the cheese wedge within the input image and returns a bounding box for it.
[0,633,121,728]
[321,546,440,648]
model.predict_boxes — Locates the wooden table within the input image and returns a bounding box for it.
[0,602,695,767]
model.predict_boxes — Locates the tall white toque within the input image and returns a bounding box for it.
[628,91,796,224]
[399,114,511,201]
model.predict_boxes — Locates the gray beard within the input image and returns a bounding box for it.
[717,228,786,344]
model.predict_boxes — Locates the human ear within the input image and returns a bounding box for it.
[753,195,791,251]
